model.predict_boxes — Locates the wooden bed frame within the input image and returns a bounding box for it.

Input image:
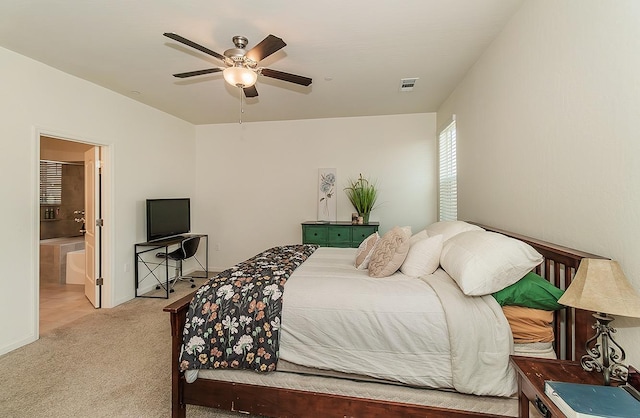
[164,225,604,418]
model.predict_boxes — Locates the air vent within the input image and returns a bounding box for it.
[400,78,419,92]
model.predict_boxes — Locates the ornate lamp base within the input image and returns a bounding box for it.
[581,312,628,385]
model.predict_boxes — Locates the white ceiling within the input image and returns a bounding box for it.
[0,0,523,125]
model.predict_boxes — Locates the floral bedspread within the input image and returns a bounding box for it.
[179,244,318,373]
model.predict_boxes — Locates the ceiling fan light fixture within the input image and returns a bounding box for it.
[223,66,257,88]
[164,32,312,99]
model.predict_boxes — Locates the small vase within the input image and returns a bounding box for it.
[360,213,370,224]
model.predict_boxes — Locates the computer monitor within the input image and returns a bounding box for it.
[145,198,190,242]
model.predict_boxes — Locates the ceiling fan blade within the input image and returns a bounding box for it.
[246,35,286,62]
[261,68,312,86]
[172,68,222,78]
[243,85,259,98]
[163,32,226,62]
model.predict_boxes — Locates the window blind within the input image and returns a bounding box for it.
[40,161,62,204]
[438,119,457,221]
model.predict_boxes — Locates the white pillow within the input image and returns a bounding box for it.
[400,234,443,277]
[408,229,428,246]
[440,230,543,296]
[425,221,484,242]
[355,232,380,269]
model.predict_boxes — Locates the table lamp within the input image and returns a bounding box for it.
[558,258,640,385]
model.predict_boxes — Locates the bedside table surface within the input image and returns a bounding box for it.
[511,355,603,386]
[510,356,604,418]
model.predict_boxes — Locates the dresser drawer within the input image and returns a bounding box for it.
[351,226,378,246]
[302,222,379,248]
[328,226,351,246]
[303,225,328,244]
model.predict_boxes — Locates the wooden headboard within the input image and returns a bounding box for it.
[474,224,604,361]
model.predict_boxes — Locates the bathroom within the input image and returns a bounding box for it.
[39,136,95,333]
[39,135,95,335]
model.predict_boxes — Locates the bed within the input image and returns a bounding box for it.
[164,222,603,418]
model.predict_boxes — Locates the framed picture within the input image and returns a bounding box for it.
[317,168,337,222]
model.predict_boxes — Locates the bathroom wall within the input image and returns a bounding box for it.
[40,163,85,239]
[40,136,92,240]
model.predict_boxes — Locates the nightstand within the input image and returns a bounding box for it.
[510,356,603,418]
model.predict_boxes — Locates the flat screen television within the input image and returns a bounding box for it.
[146,198,191,242]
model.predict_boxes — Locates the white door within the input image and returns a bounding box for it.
[84,147,101,308]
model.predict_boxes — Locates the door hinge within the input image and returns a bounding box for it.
[96,219,104,227]
[96,277,104,286]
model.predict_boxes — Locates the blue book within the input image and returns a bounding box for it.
[544,380,640,418]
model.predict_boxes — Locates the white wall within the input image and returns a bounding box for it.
[438,0,640,366]
[194,114,437,270]
[0,47,195,355]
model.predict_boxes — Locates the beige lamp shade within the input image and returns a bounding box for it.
[558,258,640,318]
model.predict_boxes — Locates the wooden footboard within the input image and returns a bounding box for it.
[164,226,604,418]
[164,292,195,418]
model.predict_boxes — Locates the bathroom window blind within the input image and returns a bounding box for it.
[438,119,457,221]
[40,161,62,204]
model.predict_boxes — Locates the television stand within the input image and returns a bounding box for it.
[134,233,208,299]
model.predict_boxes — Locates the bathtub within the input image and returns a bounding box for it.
[65,249,86,285]
[40,236,85,284]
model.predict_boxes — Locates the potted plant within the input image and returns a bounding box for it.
[344,174,378,224]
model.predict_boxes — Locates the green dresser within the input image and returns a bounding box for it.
[301,221,380,248]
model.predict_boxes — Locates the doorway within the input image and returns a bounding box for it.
[38,134,108,335]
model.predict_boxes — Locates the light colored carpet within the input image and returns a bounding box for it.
[0,279,260,418]
[1,280,546,418]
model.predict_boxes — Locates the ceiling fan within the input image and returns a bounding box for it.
[163,32,312,98]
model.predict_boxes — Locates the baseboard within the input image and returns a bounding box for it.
[0,333,38,357]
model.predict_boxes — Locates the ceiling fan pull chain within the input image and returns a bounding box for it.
[239,86,243,124]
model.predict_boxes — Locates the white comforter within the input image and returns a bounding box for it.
[279,247,516,397]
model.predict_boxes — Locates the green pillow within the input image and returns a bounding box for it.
[492,271,565,310]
